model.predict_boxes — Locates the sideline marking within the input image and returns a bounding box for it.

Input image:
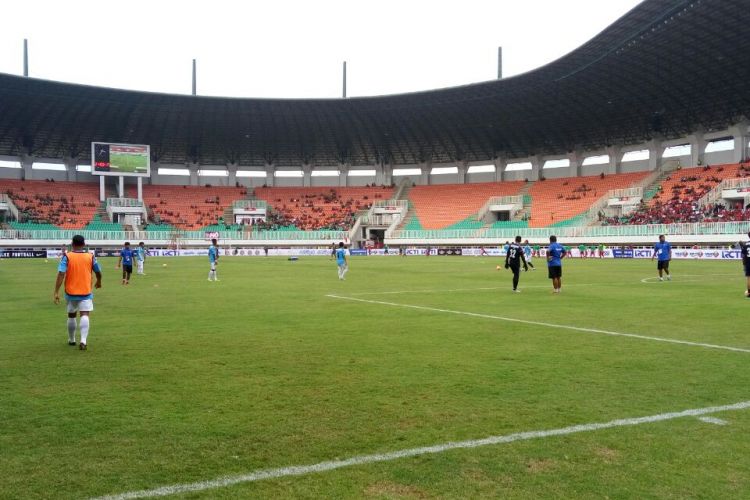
[326,294,750,354]
[697,416,728,426]
[640,273,737,284]
[94,400,750,499]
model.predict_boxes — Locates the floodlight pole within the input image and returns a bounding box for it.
[192,59,197,95]
[23,39,28,77]
[342,61,347,98]
[497,46,502,79]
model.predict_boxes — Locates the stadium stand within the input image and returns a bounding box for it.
[406,181,526,230]
[129,185,248,230]
[253,186,394,231]
[0,179,100,229]
[527,172,650,227]
[605,163,750,225]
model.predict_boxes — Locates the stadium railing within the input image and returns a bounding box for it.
[0,228,348,242]
[233,200,268,209]
[106,198,144,208]
[391,221,750,239]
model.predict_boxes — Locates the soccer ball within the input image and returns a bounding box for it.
[496,265,501,270]
[163,263,167,267]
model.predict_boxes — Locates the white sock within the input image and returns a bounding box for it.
[342,265,349,278]
[213,270,218,281]
[208,270,213,280]
[67,318,76,343]
[80,316,90,345]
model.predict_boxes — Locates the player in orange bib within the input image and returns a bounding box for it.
[54,235,102,350]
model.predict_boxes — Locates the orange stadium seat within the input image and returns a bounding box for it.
[254,186,394,230]
[528,172,650,227]
[128,185,249,230]
[407,181,526,229]
[0,179,101,229]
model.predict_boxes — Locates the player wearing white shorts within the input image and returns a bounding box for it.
[136,241,147,275]
[53,235,102,350]
[335,242,349,280]
[208,238,219,281]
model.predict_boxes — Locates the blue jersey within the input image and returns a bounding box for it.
[209,245,218,263]
[335,248,347,265]
[58,252,101,300]
[547,242,566,267]
[654,241,671,261]
[136,247,146,261]
[523,245,532,257]
[120,248,134,266]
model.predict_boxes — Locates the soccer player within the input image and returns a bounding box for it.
[505,236,529,292]
[335,242,349,280]
[117,242,134,285]
[136,241,148,275]
[329,242,337,261]
[53,235,102,350]
[547,235,566,293]
[523,240,535,270]
[652,234,672,281]
[578,243,586,259]
[739,232,750,297]
[208,238,219,281]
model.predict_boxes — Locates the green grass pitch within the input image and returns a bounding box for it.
[109,151,148,174]
[2,255,749,498]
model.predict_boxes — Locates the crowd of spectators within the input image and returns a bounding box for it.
[603,164,750,225]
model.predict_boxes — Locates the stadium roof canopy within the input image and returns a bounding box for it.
[1,0,749,167]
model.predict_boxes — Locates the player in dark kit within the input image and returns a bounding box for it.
[505,235,529,292]
[739,231,750,298]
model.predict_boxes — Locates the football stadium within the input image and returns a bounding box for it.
[3,0,750,498]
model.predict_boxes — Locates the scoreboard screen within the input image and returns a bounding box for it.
[91,143,150,177]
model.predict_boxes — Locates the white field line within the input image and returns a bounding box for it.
[94,400,750,500]
[348,274,740,295]
[697,416,729,425]
[326,295,750,354]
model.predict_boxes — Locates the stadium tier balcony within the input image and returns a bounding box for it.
[253,186,394,231]
[0,179,101,229]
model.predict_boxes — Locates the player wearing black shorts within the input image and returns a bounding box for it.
[740,232,750,298]
[505,235,529,292]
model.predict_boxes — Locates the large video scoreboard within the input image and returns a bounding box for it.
[91,142,150,177]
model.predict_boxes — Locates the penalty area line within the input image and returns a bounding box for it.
[326,295,750,354]
[94,399,750,499]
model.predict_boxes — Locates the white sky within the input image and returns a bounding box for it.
[0,0,642,98]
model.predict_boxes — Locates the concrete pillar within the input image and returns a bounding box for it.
[383,163,393,186]
[137,177,143,201]
[227,163,237,186]
[607,146,622,174]
[339,165,349,187]
[647,139,663,171]
[21,155,32,180]
[99,176,105,202]
[118,176,124,197]
[689,132,706,167]
[529,155,542,181]
[495,157,506,182]
[456,161,468,184]
[731,122,749,163]
[420,162,430,185]
[64,157,77,182]
[302,163,312,187]
[264,164,274,187]
[568,151,583,177]
[189,165,198,186]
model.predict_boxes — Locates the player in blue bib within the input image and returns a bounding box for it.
[546,235,567,294]
[117,242,134,285]
[651,234,672,281]
[208,239,220,281]
[335,242,349,280]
